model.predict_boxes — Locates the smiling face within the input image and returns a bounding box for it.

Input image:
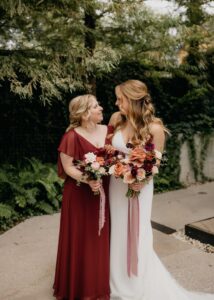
[115,86,129,116]
[87,97,103,124]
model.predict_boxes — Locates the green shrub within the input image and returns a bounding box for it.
[0,158,63,232]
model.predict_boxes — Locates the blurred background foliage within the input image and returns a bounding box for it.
[0,0,213,230]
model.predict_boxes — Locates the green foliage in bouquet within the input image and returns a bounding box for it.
[0,158,63,232]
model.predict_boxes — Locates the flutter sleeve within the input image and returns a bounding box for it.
[107,124,115,135]
[106,125,115,144]
[57,130,76,179]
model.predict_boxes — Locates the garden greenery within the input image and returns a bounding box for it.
[0,0,213,231]
[0,158,63,232]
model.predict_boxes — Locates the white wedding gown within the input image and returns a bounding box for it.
[109,130,214,300]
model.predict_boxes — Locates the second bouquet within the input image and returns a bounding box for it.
[73,147,125,236]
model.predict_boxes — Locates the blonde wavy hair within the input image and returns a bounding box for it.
[66,94,96,132]
[115,80,169,145]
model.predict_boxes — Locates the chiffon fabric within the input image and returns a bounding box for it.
[53,126,113,300]
[109,130,214,300]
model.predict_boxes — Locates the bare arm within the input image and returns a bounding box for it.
[108,111,121,127]
[60,153,85,182]
[149,123,165,167]
[60,153,101,192]
[149,123,165,153]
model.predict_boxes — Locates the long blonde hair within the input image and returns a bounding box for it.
[115,80,169,145]
[66,94,96,132]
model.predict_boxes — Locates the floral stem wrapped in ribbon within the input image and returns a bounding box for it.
[73,150,107,236]
[74,147,125,236]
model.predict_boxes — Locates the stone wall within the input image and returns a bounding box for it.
[179,134,214,185]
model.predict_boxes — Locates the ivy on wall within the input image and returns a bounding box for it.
[96,59,214,187]
[0,59,213,189]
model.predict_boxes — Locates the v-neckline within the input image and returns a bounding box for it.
[119,130,129,148]
[73,126,108,149]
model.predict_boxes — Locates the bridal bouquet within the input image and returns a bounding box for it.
[108,138,162,276]
[109,138,161,198]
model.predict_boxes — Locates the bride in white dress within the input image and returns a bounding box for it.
[108,80,214,300]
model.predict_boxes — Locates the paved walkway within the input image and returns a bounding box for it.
[0,182,214,299]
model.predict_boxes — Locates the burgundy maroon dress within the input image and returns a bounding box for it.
[53,126,113,300]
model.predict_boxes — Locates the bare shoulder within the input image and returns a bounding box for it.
[108,111,121,127]
[149,122,165,136]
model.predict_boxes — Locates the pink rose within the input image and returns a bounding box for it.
[123,171,135,184]
[84,152,96,163]
[136,168,146,181]
[91,162,100,170]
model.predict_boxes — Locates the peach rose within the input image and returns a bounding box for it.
[130,147,146,163]
[96,156,105,166]
[114,162,125,177]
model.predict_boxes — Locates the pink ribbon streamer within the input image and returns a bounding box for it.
[98,185,106,236]
[127,195,140,277]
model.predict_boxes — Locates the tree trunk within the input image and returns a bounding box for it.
[84,6,96,94]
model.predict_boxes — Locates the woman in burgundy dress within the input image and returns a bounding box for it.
[53,94,112,300]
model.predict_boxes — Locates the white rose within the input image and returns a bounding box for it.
[84,152,97,163]
[152,166,159,175]
[154,149,162,160]
[121,158,129,164]
[136,168,146,181]
[109,165,115,175]
[99,167,106,174]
